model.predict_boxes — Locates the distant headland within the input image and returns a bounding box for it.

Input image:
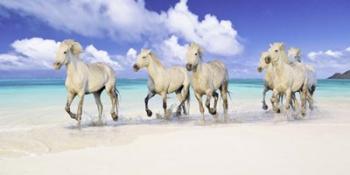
[328,70,350,79]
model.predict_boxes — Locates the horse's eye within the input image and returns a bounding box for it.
[142,56,146,59]
[274,50,278,53]
[64,51,67,54]
[195,53,198,56]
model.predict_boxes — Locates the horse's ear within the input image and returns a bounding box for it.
[147,49,152,55]
[279,43,285,50]
[269,43,272,48]
[71,41,82,55]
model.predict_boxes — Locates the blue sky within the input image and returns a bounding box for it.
[0,0,349,79]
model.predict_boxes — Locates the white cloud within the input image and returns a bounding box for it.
[306,47,350,77]
[308,49,344,60]
[84,45,122,70]
[166,1,242,56]
[11,37,60,68]
[157,35,188,64]
[0,0,243,58]
[0,37,133,71]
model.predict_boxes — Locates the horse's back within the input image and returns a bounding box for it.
[207,60,228,83]
[166,67,190,93]
[87,63,116,91]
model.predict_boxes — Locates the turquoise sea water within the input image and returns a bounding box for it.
[0,79,349,110]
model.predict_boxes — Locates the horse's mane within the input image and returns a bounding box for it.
[190,42,203,59]
[149,52,164,67]
[62,39,82,56]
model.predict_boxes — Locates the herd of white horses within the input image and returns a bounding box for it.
[53,39,316,126]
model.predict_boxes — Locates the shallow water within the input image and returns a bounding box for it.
[0,78,348,127]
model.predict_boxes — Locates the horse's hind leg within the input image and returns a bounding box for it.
[107,86,118,121]
[211,91,219,115]
[175,92,184,116]
[175,85,188,117]
[205,90,217,116]
[220,82,229,122]
[93,90,103,123]
[65,92,77,120]
[162,93,170,120]
[307,87,314,110]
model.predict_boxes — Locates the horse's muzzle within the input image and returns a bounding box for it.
[53,62,62,70]
[257,67,263,72]
[186,64,192,71]
[133,64,140,72]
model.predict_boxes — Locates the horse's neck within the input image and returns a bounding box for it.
[146,56,165,82]
[272,56,287,80]
[192,62,203,79]
[66,55,85,78]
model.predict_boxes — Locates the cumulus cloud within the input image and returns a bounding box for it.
[0,37,134,71]
[0,0,243,59]
[157,35,188,64]
[308,50,343,60]
[166,0,242,56]
[306,47,350,77]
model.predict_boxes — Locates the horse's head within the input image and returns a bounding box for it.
[267,42,286,64]
[288,47,301,62]
[185,42,202,71]
[133,49,152,72]
[257,51,271,72]
[53,39,82,70]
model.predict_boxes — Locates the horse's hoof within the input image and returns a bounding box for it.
[146,109,153,117]
[69,113,77,120]
[276,109,281,113]
[176,111,182,117]
[209,108,217,115]
[262,105,268,110]
[111,112,118,121]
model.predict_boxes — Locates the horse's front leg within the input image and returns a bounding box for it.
[205,90,214,115]
[76,93,85,126]
[262,86,269,110]
[284,89,292,114]
[271,89,280,113]
[65,92,77,119]
[144,91,155,117]
[162,93,170,120]
[195,92,205,122]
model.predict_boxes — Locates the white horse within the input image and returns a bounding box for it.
[185,43,229,122]
[133,49,190,119]
[265,42,309,116]
[53,39,119,126]
[257,51,277,110]
[258,50,298,111]
[288,47,317,109]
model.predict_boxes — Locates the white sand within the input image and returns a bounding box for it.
[1,98,350,174]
